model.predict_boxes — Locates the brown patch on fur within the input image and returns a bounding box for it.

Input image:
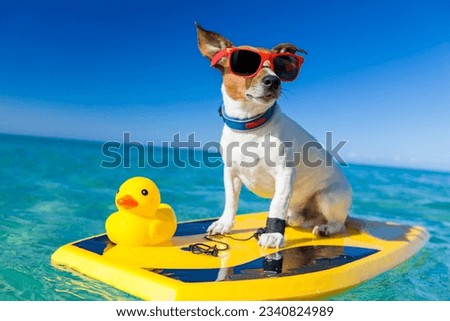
[222,70,249,100]
[245,77,253,88]
[301,192,325,223]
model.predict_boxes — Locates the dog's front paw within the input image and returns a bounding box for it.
[207,219,233,235]
[258,232,284,248]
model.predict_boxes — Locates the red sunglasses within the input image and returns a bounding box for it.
[211,47,305,82]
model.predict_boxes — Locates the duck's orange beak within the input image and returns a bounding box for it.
[116,195,139,209]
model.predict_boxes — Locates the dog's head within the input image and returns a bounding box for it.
[196,23,306,114]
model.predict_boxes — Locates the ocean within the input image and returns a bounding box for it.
[0,133,448,300]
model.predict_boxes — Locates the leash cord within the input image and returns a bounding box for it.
[188,228,267,257]
[220,228,267,241]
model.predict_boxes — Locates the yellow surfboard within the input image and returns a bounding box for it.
[51,212,429,300]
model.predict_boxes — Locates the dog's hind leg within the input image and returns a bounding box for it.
[286,207,305,227]
[312,184,351,236]
[287,193,321,228]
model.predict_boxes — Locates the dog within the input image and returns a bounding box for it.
[195,23,352,248]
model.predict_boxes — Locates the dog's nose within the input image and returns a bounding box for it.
[262,75,281,90]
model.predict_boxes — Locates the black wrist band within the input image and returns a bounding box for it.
[265,217,286,235]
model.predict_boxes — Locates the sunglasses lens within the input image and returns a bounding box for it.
[273,55,301,81]
[230,50,262,76]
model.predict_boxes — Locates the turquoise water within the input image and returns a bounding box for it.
[0,133,449,300]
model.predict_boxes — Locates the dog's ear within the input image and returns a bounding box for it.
[195,22,233,67]
[272,43,308,55]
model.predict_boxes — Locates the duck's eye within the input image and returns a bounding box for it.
[141,189,148,196]
[116,189,120,194]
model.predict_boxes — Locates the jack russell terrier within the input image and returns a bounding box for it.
[196,23,352,248]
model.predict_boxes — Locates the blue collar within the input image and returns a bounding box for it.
[219,102,278,131]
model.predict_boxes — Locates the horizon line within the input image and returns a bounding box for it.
[1,131,449,174]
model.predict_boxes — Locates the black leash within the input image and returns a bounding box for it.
[188,218,286,257]
[188,228,267,257]
[188,235,229,256]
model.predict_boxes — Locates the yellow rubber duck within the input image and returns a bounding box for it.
[105,176,177,246]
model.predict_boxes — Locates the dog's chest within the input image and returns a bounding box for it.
[238,164,276,199]
[221,129,285,198]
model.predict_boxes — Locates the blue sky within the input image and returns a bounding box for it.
[1,0,449,171]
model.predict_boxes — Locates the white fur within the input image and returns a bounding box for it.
[207,88,352,248]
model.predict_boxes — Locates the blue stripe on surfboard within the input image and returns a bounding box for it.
[147,246,379,283]
[73,218,217,254]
